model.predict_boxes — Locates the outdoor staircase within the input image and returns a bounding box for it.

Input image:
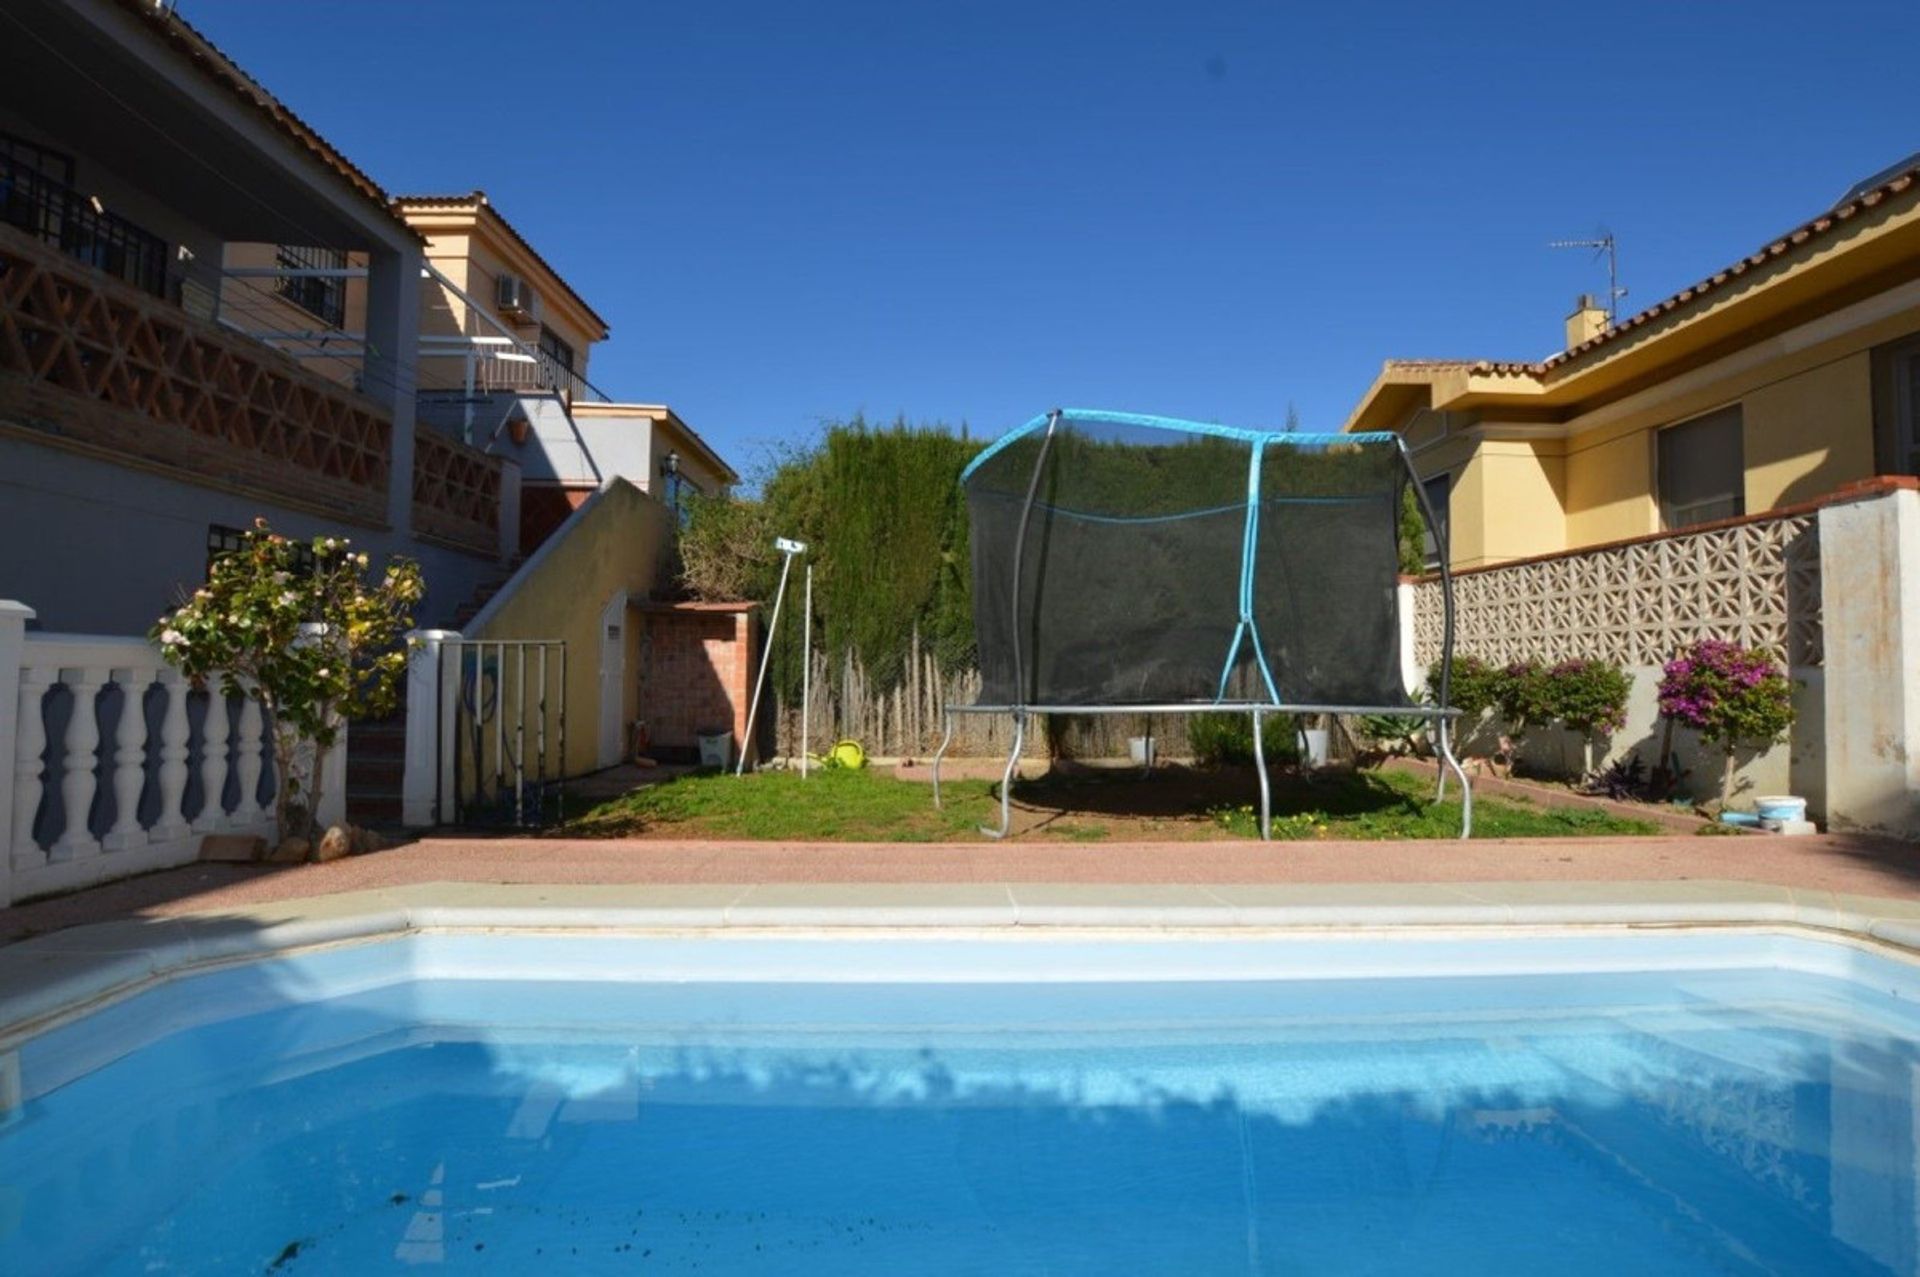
[450,560,521,629]
[343,560,527,829]
[344,708,407,828]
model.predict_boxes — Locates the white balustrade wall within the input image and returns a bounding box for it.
[0,601,287,907]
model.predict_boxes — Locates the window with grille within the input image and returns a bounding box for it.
[274,244,348,327]
[1657,406,1745,530]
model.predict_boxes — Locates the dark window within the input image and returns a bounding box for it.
[1875,335,1920,475]
[538,324,575,372]
[207,525,314,577]
[1418,473,1450,570]
[1658,405,1745,530]
[0,130,167,297]
[274,245,348,327]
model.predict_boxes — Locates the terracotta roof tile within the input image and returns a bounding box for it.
[112,0,418,241]
[1540,164,1920,372]
[1383,158,1920,384]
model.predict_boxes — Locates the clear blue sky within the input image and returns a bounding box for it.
[188,0,1920,480]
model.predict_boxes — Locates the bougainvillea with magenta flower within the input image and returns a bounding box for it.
[1658,639,1796,805]
[1657,640,1794,744]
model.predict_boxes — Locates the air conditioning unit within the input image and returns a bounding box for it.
[495,273,538,321]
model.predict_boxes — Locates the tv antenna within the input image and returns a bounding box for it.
[1549,231,1627,322]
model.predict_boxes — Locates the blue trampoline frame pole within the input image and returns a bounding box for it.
[1252,707,1271,841]
[975,408,1061,838]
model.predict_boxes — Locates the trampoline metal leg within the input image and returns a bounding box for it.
[980,711,1025,840]
[1435,718,1472,840]
[931,711,956,810]
[1251,709,1271,842]
[1433,717,1448,802]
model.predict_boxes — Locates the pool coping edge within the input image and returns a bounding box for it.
[5,878,1920,1045]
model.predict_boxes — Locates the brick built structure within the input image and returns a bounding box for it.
[636,601,759,764]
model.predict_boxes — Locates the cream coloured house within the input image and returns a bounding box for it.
[1344,154,1920,571]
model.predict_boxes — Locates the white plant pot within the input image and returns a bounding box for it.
[1301,728,1330,767]
[696,731,732,769]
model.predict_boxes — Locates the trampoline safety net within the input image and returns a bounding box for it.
[962,409,1424,709]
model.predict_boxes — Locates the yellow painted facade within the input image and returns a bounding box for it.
[394,195,609,394]
[1348,167,1920,568]
[469,477,672,776]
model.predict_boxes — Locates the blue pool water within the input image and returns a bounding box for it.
[4,931,1920,1274]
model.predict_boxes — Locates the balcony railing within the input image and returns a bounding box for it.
[0,152,168,298]
[418,335,597,407]
[0,222,392,526]
[412,426,501,554]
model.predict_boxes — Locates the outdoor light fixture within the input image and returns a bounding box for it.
[660,449,680,478]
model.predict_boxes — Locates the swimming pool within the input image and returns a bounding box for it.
[4,929,1920,1274]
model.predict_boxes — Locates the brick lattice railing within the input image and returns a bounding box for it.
[0,223,390,525]
[411,427,501,554]
[1413,510,1823,669]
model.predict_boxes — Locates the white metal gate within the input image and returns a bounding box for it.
[442,638,567,826]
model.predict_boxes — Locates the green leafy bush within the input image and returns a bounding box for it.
[1426,654,1498,718]
[1492,660,1555,739]
[152,519,423,842]
[1357,710,1426,755]
[676,419,981,703]
[1545,659,1632,736]
[1397,485,1428,576]
[1188,712,1303,767]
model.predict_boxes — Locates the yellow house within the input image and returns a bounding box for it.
[1344,155,1920,570]
[222,190,739,551]
[394,191,609,401]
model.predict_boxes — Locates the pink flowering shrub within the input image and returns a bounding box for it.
[1657,640,1796,805]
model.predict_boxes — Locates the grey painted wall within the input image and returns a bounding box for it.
[0,437,499,635]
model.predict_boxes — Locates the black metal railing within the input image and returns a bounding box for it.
[0,152,168,298]
[274,243,348,327]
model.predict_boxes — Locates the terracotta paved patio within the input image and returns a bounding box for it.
[3,830,1915,945]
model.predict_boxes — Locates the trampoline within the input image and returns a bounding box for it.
[929,408,1470,840]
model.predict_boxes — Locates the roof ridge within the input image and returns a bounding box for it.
[1541,160,1920,372]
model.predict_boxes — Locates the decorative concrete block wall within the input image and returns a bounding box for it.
[1407,481,1920,835]
[1407,505,1824,814]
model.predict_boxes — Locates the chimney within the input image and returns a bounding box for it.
[1564,293,1609,348]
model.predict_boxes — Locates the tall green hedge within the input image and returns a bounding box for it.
[678,417,981,702]
[681,419,1434,703]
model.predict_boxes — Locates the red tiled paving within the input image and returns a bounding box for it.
[2,830,1916,944]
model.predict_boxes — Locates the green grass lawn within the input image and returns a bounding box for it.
[558,765,1661,841]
